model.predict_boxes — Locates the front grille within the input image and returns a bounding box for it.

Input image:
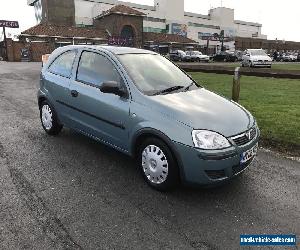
[231,127,257,146]
[205,170,226,180]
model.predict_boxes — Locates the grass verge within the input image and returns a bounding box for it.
[190,72,300,156]
[217,62,300,71]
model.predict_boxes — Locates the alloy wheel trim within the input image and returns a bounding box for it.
[41,104,53,130]
[142,145,169,185]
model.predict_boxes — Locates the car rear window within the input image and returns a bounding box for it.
[48,50,76,78]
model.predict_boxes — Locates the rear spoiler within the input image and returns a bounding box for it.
[42,54,50,67]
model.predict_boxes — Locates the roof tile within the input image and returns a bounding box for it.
[143,32,197,44]
[100,4,145,17]
[21,22,108,39]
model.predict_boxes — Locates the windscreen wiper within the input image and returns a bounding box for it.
[153,85,185,95]
[184,82,194,91]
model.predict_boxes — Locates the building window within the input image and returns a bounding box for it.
[143,27,166,33]
[144,17,166,23]
[76,24,94,28]
[188,22,220,30]
[34,0,42,23]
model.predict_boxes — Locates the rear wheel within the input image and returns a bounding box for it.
[40,100,63,135]
[138,138,180,191]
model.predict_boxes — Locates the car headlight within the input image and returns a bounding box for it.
[192,130,231,150]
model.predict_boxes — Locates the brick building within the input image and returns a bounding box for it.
[2,3,196,62]
[235,37,300,52]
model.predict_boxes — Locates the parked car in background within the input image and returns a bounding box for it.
[213,51,238,62]
[297,53,300,62]
[234,51,244,61]
[185,51,210,62]
[38,45,259,191]
[287,54,297,62]
[242,49,272,68]
[169,50,191,62]
[277,53,297,62]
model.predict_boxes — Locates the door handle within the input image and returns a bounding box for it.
[71,90,78,97]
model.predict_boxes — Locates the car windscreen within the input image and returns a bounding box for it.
[118,54,193,95]
[178,50,186,56]
[250,50,267,56]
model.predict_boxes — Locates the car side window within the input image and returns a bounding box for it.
[48,50,76,78]
[76,51,121,87]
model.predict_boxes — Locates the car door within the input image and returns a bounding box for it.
[67,50,131,152]
[43,50,77,126]
[214,53,222,61]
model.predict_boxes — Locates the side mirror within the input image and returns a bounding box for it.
[100,81,126,97]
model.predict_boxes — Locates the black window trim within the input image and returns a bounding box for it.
[75,49,129,97]
[47,49,78,79]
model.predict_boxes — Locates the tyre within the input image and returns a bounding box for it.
[40,100,63,135]
[138,137,180,191]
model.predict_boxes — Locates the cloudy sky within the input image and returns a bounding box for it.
[0,0,299,41]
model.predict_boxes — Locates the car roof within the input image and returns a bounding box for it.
[56,45,157,55]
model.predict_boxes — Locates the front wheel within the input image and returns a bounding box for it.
[138,138,180,191]
[40,101,63,135]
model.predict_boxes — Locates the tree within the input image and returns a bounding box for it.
[219,30,225,51]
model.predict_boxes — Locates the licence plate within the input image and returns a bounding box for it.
[240,143,258,164]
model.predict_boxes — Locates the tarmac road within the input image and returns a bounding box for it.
[0,62,299,250]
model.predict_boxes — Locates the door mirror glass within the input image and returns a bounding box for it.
[100,81,125,97]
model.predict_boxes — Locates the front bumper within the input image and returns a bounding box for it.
[173,131,260,186]
[199,57,210,61]
[252,61,272,67]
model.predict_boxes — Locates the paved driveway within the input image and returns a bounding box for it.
[0,62,299,249]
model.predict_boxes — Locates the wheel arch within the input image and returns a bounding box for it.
[38,96,47,109]
[38,96,63,126]
[131,128,185,181]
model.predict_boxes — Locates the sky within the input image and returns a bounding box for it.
[0,0,299,42]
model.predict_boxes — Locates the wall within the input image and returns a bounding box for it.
[94,14,144,47]
[5,39,55,62]
[234,23,262,38]
[75,0,115,26]
[40,0,75,25]
[209,7,234,28]
[154,0,184,23]
[235,37,300,52]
